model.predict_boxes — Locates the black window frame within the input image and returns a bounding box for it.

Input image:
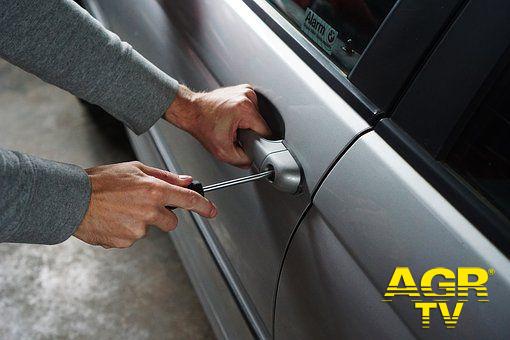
[241,0,466,123]
[382,0,510,256]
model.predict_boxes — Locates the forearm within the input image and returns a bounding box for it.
[0,0,178,134]
[0,149,91,244]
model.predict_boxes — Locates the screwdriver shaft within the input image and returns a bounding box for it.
[203,170,274,193]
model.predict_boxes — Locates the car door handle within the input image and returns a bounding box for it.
[238,129,302,194]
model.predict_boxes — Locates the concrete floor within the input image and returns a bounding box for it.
[0,59,214,339]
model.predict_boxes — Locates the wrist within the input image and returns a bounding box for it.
[164,85,202,132]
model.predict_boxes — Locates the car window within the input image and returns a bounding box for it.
[267,0,397,72]
[446,60,510,220]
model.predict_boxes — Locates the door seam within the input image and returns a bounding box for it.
[271,127,372,337]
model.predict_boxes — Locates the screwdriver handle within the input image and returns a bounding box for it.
[166,180,205,211]
[187,180,205,196]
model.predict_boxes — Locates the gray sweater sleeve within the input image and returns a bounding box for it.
[0,0,180,244]
[0,150,91,244]
[0,0,179,134]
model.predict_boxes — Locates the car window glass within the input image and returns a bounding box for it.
[446,60,510,219]
[268,0,397,72]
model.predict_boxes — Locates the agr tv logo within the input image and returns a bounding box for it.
[382,267,494,329]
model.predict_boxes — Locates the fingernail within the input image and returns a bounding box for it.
[210,204,218,218]
[178,175,192,180]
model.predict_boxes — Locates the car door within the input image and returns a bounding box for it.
[81,0,467,337]
[275,0,510,338]
[86,0,370,336]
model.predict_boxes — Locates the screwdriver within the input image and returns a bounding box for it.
[167,170,274,210]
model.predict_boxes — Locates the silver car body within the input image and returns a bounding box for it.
[82,0,510,338]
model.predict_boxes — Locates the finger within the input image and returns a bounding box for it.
[138,163,193,187]
[217,141,251,168]
[239,110,272,138]
[151,208,178,232]
[109,238,134,249]
[244,89,258,107]
[163,184,217,218]
[240,83,254,90]
[229,144,252,168]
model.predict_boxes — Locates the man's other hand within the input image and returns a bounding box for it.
[164,84,272,168]
[74,161,217,249]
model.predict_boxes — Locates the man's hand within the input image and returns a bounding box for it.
[164,84,272,168]
[74,161,217,249]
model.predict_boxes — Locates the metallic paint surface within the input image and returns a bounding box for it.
[276,131,510,338]
[91,0,368,333]
[127,129,253,339]
[275,207,414,339]
[158,0,370,193]
[81,0,510,338]
[149,125,268,339]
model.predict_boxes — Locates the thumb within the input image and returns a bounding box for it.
[241,110,272,138]
[226,144,252,168]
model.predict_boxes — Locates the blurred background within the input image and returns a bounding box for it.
[0,59,213,339]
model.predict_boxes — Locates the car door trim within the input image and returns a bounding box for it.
[350,0,468,112]
[385,0,510,256]
[376,119,510,257]
[391,0,510,157]
[240,0,466,119]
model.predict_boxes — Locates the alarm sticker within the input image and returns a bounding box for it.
[301,8,338,55]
